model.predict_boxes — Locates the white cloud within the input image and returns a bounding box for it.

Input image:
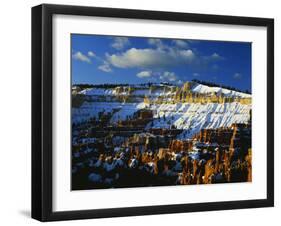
[72,51,91,63]
[136,71,152,78]
[98,63,112,72]
[172,39,189,48]
[179,49,194,58]
[149,38,189,49]
[147,38,165,49]
[88,51,95,57]
[136,70,178,83]
[159,71,177,82]
[201,53,224,65]
[233,73,242,79]
[106,47,195,69]
[210,53,223,60]
[111,37,130,50]
[193,73,200,77]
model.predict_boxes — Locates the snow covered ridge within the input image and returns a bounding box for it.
[75,81,251,99]
[72,82,251,138]
[72,102,251,139]
[191,83,251,98]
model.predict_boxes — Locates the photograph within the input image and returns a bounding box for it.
[71,34,252,190]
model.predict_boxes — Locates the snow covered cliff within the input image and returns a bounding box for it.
[72,81,251,138]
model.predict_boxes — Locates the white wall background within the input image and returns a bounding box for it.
[0,0,279,225]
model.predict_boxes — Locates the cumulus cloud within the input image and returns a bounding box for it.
[209,53,224,61]
[200,53,224,66]
[193,73,200,77]
[149,38,189,50]
[172,39,189,48]
[106,47,195,69]
[233,73,242,79]
[98,63,112,72]
[72,51,91,63]
[159,71,177,82]
[111,37,130,50]
[136,70,178,83]
[88,51,95,57]
[136,71,152,78]
[147,38,165,49]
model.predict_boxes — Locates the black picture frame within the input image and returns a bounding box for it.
[32,3,274,222]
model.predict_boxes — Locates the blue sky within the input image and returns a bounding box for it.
[72,34,251,91]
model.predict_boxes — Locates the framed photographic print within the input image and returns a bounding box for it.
[32,4,274,221]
